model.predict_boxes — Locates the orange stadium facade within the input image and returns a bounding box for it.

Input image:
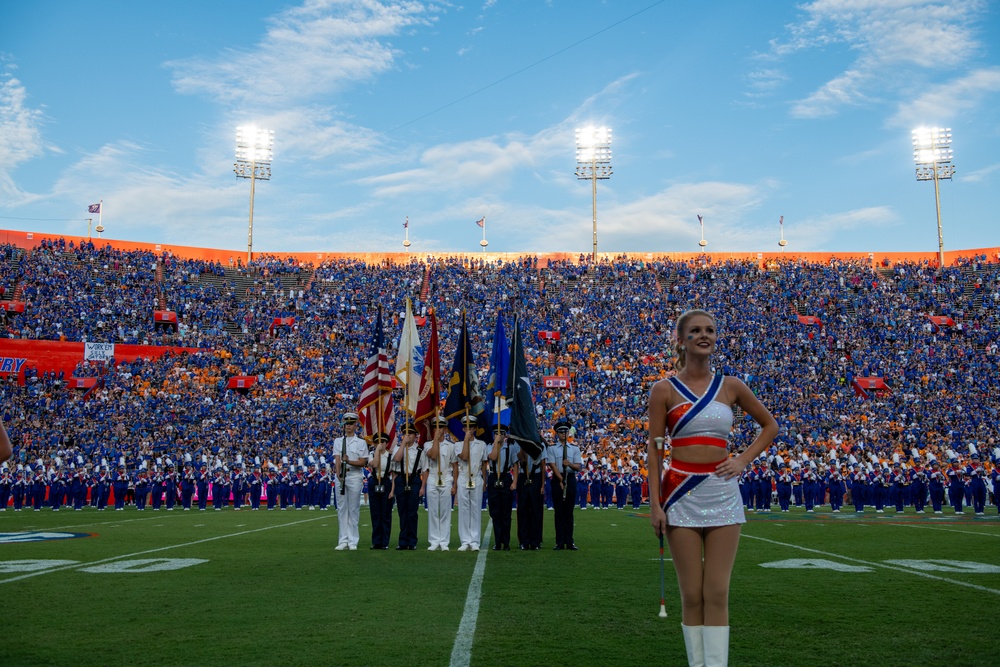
[2,227,998,267]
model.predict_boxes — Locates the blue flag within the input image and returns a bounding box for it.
[504,313,542,457]
[443,311,484,440]
[481,313,510,440]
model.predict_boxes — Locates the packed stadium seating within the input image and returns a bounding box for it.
[1,232,999,507]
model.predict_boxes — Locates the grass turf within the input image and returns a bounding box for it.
[1,505,997,666]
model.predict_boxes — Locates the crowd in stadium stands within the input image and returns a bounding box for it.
[2,238,1000,514]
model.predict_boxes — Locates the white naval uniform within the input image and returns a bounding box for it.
[335,434,369,548]
[456,438,489,549]
[425,440,457,549]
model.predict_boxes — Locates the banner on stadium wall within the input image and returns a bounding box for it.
[927,315,955,330]
[154,310,178,324]
[0,357,27,374]
[226,376,258,390]
[68,377,99,390]
[84,342,115,362]
[797,315,822,326]
[851,376,891,400]
[0,301,26,314]
[537,330,561,341]
[543,375,570,389]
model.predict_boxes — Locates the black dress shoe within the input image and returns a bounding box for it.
[492,545,503,551]
[503,544,511,551]
[407,545,416,550]
[553,545,564,551]
[519,544,527,550]
[370,545,380,550]
[568,544,579,551]
[529,545,539,550]
[395,545,407,550]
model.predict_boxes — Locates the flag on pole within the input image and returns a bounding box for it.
[357,308,397,450]
[697,214,703,226]
[475,217,485,228]
[504,313,542,457]
[481,312,510,440]
[414,307,441,440]
[779,215,784,227]
[442,311,484,440]
[404,216,409,229]
[88,203,102,214]
[394,297,424,416]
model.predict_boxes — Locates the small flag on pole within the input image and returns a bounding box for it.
[779,215,784,226]
[88,203,102,214]
[475,217,485,228]
[404,217,409,229]
[697,214,703,226]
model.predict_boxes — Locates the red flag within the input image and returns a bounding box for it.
[414,307,441,442]
[357,309,397,450]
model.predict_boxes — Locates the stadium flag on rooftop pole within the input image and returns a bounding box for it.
[414,307,441,441]
[394,296,424,418]
[442,310,485,440]
[357,307,397,450]
[481,312,510,441]
[475,217,485,228]
[504,313,543,458]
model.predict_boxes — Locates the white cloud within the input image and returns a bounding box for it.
[167,0,441,106]
[889,67,1000,128]
[961,162,1000,184]
[771,0,987,118]
[0,71,47,204]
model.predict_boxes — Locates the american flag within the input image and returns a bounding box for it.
[403,216,408,229]
[697,214,703,226]
[475,217,485,228]
[357,308,396,450]
[88,203,102,214]
[779,215,784,226]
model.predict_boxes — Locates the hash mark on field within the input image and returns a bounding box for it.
[744,534,1000,596]
[449,519,493,667]
[0,517,327,586]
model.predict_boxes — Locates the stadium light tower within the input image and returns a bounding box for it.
[575,126,612,263]
[234,126,274,264]
[912,127,954,271]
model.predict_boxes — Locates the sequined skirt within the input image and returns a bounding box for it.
[661,459,745,528]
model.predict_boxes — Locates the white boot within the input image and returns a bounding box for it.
[703,625,729,667]
[681,624,705,667]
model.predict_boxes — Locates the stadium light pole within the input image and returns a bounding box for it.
[234,126,274,264]
[575,127,612,264]
[912,127,954,271]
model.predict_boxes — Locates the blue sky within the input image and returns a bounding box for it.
[1,0,999,255]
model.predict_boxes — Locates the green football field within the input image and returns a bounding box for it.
[1,504,997,667]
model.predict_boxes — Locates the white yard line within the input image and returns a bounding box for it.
[883,522,1000,538]
[0,516,327,585]
[449,520,494,667]
[743,533,1000,596]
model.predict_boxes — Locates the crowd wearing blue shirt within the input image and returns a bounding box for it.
[1,239,999,513]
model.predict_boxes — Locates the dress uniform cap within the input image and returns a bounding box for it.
[400,422,418,435]
[342,412,358,424]
[371,432,390,444]
[554,420,571,434]
[460,415,478,427]
[432,415,449,427]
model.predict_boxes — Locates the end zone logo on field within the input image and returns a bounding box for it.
[0,532,95,544]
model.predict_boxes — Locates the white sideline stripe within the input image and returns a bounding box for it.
[449,520,493,667]
[886,523,1000,538]
[0,516,326,585]
[744,534,1000,596]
